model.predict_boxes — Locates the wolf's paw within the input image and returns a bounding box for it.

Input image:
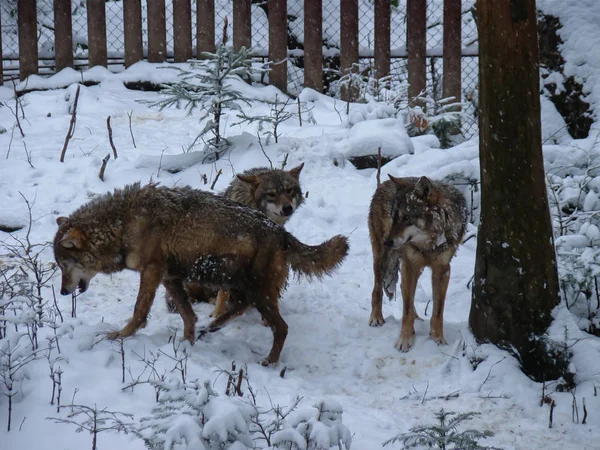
[181,330,196,345]
[430,332,447,346]
[394,333,414,352]
[106,330,123,340]
[260,357,277,367]
[369,312,385,327]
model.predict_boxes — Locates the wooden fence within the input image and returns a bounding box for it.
[5,0,465,106]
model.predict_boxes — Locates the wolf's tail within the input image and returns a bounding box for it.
[285,233,349,279]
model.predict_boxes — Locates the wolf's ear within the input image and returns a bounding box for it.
[237,174,260,186]
[56,216,70,227]
[59,228,86,249]
[414,176,433,201]
[59,239,77,249]
[388,174,411,188]
[287,162,304,179]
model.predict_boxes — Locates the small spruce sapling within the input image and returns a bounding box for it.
[383,409,501,450]
[148,18,259,162]
[48,404,134,450]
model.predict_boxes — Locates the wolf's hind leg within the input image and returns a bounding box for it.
[209,290,230,318]
[254,296,288,366]
[163,278,198,344]
[370,247,390,326]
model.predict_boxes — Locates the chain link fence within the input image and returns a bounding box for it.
[1,0,479,136]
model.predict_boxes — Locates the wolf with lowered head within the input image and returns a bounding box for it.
[53,183,348,365]
[368,175,467,351]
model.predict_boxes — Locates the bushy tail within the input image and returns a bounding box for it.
[285,234,349,279]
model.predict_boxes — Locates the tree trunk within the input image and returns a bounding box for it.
[469,0,561,381]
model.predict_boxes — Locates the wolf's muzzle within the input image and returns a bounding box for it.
[281,204,294,216]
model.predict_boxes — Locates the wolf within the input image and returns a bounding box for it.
[368,175,467,351]
[54,183,348,365]
[175,163,305,318]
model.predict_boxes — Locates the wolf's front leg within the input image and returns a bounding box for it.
[395,256,423,351]
[107,264,162,340]
[429,262,451,346]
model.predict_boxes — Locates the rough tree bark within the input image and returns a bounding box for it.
[469,0,561,381]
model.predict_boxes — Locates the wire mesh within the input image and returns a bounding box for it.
[0,0,479,137]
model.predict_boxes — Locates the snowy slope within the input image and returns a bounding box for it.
[1,61,599,449]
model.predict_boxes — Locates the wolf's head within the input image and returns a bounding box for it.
[53,217,103,295]
[383,175,447,251]
[237,163,305,225]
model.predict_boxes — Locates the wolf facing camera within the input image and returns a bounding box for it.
[368,175,468,351]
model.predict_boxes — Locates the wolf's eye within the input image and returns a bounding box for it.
[286,188,294,194]
[266,192,276,198]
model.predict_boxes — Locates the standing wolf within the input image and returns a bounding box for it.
[54,183,348,365]
[368,175,467,351]
[174,163,305,318]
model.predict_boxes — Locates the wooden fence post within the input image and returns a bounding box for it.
[147,0,167,62]
[87,0,107,67]
[268,0,287,92]
[54,0,73,71]
[340,0,359,102]
[233,0,251,50]
[18,0,38,80]
[443,0,462,107]
[124,0,143,67]
[197,0,215,54]
[407,0,426,107]
[304,0,322,91]
[374,0,390,79]
[173,0,192,62]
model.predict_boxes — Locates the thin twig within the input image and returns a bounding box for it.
[127,111,137,148]
[59,85,81,162]
[297,97,302,126]
[106,116,118,159]
[12,81,25,138]
[99,154,110,181]
[376,146,382,187]
[210,169,223,190]
[257,132,273,169]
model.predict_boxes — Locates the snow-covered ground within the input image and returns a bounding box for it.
[1,59,599,449]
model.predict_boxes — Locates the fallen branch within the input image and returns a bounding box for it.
[106,116,118,159]
[59,84,81,162]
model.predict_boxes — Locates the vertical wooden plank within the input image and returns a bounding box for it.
[0,5,3,84]
[407,0,426,107]
[172,0,192,62]
[340,0,359,101]
[268,0,287,92]
[304,0,322,91]
[87,0,107,67]
[18,0,38,80]
[197,0,215,54]
[147,0,167,62]
[443,0,462,106]
[54,0,73,71]
[233,0,251,50]
[123,0,143,67]
[374,0,390,78]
